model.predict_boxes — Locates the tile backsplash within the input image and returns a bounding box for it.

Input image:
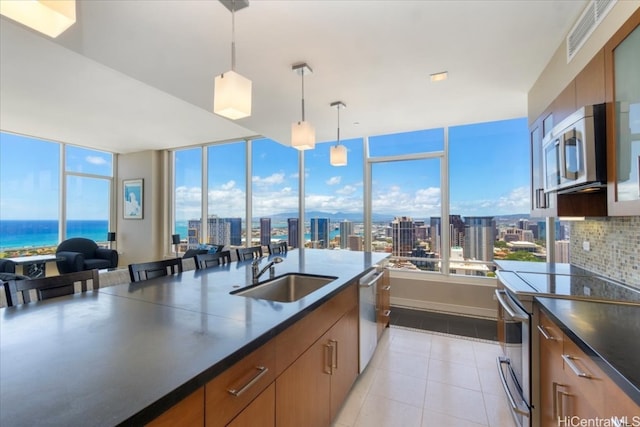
[570,216,640,289]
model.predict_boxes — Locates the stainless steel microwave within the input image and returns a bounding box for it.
[542,104,607,193]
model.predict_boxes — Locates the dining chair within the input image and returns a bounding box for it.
[3,269,100,307]
[128,258,183,283]
[267,242,288,255]
[195,251,232,270]
[236,246,263,261]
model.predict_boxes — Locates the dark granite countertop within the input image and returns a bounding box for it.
[495,260,589,275]
[536,297,640,406]
[0,249,388,427]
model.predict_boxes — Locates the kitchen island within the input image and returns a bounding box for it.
[0,249,388,426]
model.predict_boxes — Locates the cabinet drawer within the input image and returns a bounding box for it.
[561,337,605,414]
[146,387,204,427]
[275,283,357,375]
[538,310,564,352]
[205,340,276,427]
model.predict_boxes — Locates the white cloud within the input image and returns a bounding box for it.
[252,172,285,186]
[326,176,341,185]
[336,185,357,196]
[220,180,236,190]
[85,156,107,165]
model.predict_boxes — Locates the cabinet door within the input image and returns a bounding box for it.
[605,11,640,215]
[538,311,564,427]
[275,335,331,427]
[377,270,391,339]
[227,383,275,427]
[530,119,557,217]
[329,306,359,420]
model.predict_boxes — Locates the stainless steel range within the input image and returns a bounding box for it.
[496,266,640,427]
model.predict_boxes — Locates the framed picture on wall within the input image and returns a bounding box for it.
[123,178,143,219]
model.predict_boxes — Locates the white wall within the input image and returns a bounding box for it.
[528,1,640,122]
[389,270,498,319]
[116,150,171,266]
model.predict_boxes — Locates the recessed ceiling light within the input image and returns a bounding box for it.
[430,71,448,82]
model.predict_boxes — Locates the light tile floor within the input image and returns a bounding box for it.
[333,326,518,427]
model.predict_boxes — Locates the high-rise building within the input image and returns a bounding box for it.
[391,216,415,257]
[414,220,427,241]
[287,218,299,249]
[339,220,353,249]
[310,217,330,249]
[429,215,466,255]
[348,235,363,251]
[260,218,271,246]
[187,217,242,248]
[518,218,529,231]
[463,216,495,261]
[555,240,570,263]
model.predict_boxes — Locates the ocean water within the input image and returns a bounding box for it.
[0,220,109,251]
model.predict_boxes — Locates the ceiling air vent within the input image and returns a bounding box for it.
[566,0,617,63]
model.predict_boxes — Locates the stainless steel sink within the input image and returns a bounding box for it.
[231,273,337,302]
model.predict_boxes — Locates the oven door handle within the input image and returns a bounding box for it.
[495,289,529,322]
[497,356,530,417]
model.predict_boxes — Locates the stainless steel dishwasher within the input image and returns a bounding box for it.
[359,268,384,373]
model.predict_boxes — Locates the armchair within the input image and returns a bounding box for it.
[56,238,118,274]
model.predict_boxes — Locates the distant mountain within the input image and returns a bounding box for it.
[255,211,395,223]
[254,211,532,224]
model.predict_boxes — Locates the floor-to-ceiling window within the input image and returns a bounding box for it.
[170,117,546,273]
[252,138,299,248]
[0,132,113,257]
[449,118,538,276]
[367,129,444,271]
[208,141,246,248]
[305,138,364,249]
[65,145,113,242]
[174,147,202,250]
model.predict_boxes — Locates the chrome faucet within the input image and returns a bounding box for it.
[252,256,284,284]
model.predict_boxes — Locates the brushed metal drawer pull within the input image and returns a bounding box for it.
[330,339,338,370]
[383,310,391,317]
[227,366,269,397]
[562,354,592,378]
[323,343,334,374]
[537,325,556,341]
[382,286,391,291]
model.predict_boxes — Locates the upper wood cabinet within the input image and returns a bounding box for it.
[576,49,606,108]
[605,9,640,216]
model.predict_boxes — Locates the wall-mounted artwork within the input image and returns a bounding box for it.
[123,179,143,219]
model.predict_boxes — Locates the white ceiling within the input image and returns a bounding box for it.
[0,0,588,154]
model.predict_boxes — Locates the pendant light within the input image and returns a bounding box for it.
[291,63,315,150]
[0,0,75,38]
[330,101,347,166]
[213,0,251,120]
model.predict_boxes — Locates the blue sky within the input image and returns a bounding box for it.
[1,117,530,221]
[174,117,530,221]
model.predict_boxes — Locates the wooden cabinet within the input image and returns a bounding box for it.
[146,387,204,427]
[538,307,639,427]
[576,49,605,108]
[275,299,359,427]
[376,269,391,339]
[530,117,556,217]
[604,9,640,216]
[227,383,275,427]
[205,340,276,427]
[148,281,360,427]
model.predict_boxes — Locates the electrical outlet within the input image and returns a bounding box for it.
[582,241,590,251]
[583,286,591,296]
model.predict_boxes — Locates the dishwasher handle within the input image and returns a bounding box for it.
[495,289,529,322]
[360,271,384,288]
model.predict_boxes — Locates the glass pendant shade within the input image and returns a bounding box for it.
[330,144,347,166]
[214,70,252,120]
[291,120,316,150]
[0,0,76,38]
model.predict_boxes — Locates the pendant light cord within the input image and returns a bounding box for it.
[336,105,341,147]
[301,71,306,122]
[231,0,236,71]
